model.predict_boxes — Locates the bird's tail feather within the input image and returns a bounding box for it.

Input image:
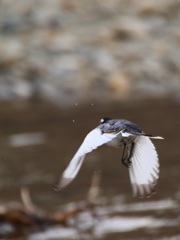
[145,135,164,139]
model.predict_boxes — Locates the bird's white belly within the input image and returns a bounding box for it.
[106,135,123,148]
[106,133,136,148]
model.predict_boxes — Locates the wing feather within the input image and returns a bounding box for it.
[129,136,160,197]
[58,128,119,189]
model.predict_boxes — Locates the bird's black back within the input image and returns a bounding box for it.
[98,119,144,135]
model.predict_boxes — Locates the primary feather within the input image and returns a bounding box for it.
[129,136,159,197]
[58,128,120,189]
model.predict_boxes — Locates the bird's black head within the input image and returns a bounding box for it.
[99,117,112,124]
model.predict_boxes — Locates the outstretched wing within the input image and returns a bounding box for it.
[58,128,120,190]
[129,136,160,197]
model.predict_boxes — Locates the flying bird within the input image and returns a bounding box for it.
[58,118,163,197]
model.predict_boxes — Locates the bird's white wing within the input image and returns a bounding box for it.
[58,128,119,189]
[129,136,160,197]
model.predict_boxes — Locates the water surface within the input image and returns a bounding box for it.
[0,98,179,239]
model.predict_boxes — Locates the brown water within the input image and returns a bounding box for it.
[0,98,179,239]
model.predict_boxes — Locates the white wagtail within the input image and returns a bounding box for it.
[57,117,163,197]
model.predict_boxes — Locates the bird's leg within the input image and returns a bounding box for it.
[121,142,126,158]
[121,143,129,168]
[129,142,135,160]
[121,142,134,168]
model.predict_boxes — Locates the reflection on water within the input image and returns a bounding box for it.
[0,98,180,239]
[8,132,47,147]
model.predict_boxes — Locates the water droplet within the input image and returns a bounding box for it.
[72,120,75,123]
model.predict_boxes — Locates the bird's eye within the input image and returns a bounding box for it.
[100,118,104,123]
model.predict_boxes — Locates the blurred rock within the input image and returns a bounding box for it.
[0,37,24,65]
[107,70,130,100]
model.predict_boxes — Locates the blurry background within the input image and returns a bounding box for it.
[0,0,180,239]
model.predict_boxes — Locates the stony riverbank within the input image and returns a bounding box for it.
[0,0,180,106]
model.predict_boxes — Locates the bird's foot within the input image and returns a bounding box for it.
[122,157,132,168]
